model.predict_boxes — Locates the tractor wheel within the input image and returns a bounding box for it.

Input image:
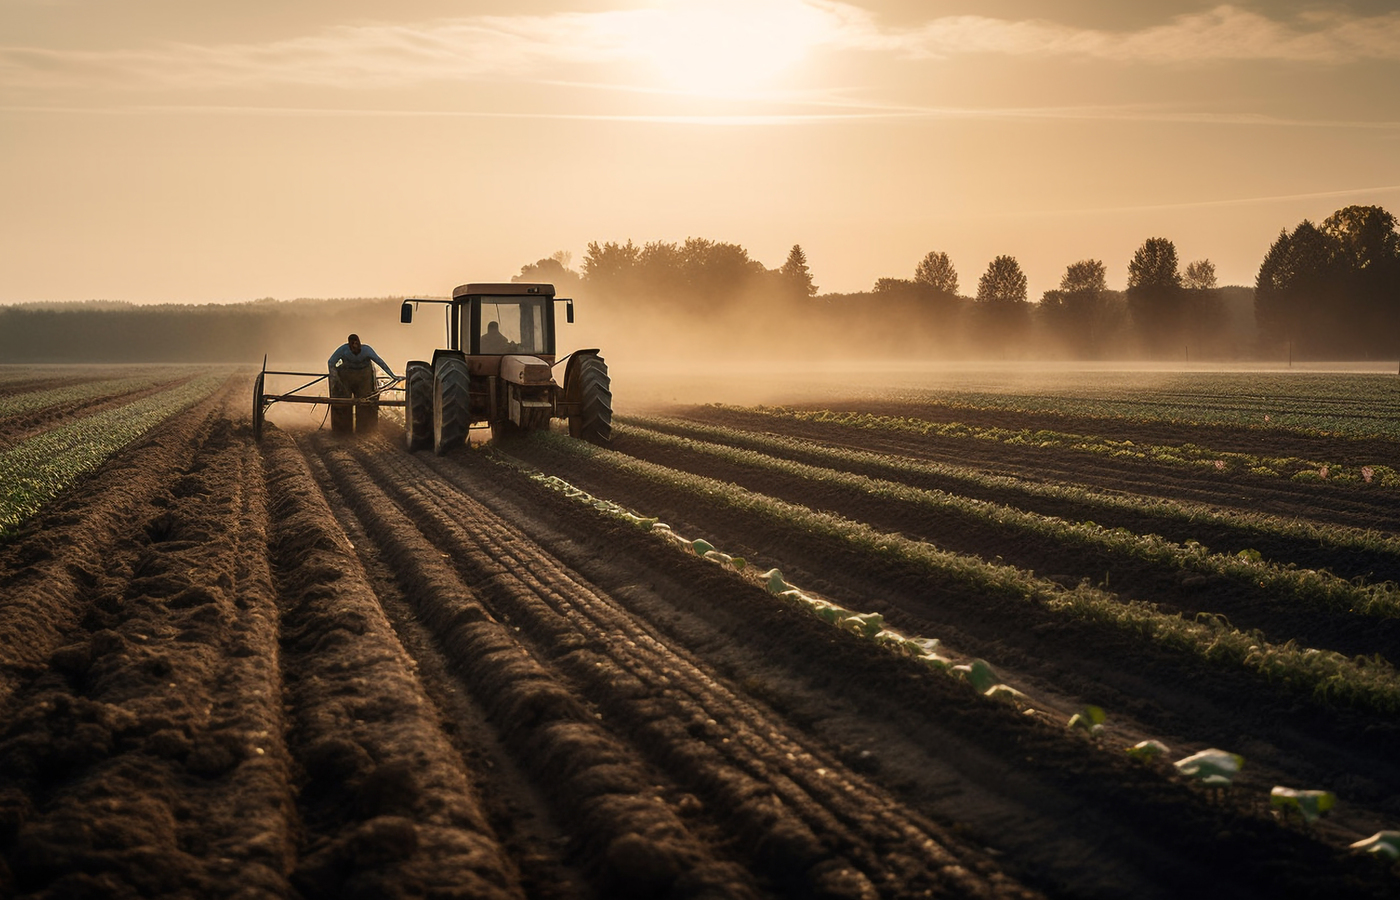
[252,370,266,441]
[567,353,612,445]
[404,361,433,451]
[433,356,472,455]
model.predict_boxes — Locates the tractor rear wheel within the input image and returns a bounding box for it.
[567,353,612,445]
[433,356,472,455]
[404,361,433,451]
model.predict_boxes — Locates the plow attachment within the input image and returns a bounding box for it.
[253,356,404,440]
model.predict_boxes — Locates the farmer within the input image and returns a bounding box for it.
[327,333,397,433]
[480,320,511,353]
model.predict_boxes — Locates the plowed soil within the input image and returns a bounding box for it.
[1,372,1398,900]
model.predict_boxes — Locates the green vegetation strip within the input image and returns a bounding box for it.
[625,415,1400,561]
[0,371,194,420]
[617,420,1400,620]
[729,404,1398,486]
[0,374,224,537]
[865,372,1400,441]
[529,431,1400,717]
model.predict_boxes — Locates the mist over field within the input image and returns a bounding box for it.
[4,204,1397,394]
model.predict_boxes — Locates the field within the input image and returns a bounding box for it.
[1,363,1398,899]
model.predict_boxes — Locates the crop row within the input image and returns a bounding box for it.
[0,373,226,537]
[733,405,1398,486]
[526,470,1394,844]
[627,414,1400,561]
[883,371,1400,439]
[0,370,196,420]
[526,432,1400,717]
[618,418,1400,620]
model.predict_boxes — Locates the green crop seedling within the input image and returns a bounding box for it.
[1269,786,1336,825]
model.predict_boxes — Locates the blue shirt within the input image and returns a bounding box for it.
[328,343,396,379]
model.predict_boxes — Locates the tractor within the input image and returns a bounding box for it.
[399,282,612,454]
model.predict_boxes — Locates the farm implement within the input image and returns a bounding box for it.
[252,357,404,441]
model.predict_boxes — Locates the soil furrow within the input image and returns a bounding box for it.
[393,437,1396,899]
[0,398,296,898]
[345,436,1028,900]
[259,429,523,900]
[304,432,763,899]
[0,381,238,712]
[299,442,596,900]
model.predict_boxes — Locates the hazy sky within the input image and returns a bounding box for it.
[3,1,1399,303]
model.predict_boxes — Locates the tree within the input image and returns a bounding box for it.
[973,255,1030,354]
[976,255,1028,306]
[779,244,818,298]
[514,253,582,290]
[1040,259,1116,358]
[1126,237,1183,355]
[582,239,641,294]
[1179,259,1223,357]
[1320,205,1400,357]
[1255,220,1345,357]
[914,251,958,295]
[1183,259,1217,291]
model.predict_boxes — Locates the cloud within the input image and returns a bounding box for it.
[2,3,1399,95]
[875,5,1400,64]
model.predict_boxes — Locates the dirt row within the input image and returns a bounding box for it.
[0,374,1397,899]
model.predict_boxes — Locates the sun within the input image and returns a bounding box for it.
[633,0,830,95]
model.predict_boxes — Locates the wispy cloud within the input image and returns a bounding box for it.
[886,5,1400,64]
[2,3,1398,94]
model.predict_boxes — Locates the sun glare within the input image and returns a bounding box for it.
[634,0,830,95]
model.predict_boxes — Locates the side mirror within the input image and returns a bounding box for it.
[566,300,575,324]
[400,301,414,324]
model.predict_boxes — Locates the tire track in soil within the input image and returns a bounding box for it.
[678,407,1399,534]
[0,390,297,898]
[259,429,525,900]
[496,438,1400,855]
[321,431,1038,900]
[358,431,1398,900]
[610,424,1400,664]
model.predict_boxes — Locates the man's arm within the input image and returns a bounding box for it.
[327,345,345,380]
[367,348,397,379]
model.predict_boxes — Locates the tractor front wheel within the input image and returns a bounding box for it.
[567,353,612,445]
[404,361,433,451]
[433,356,472,455]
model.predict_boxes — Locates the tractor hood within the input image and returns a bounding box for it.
[499,354,556,386]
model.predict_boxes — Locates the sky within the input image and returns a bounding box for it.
[3,0,1399,304]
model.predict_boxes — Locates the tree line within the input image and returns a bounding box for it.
[518,203,1392,361]
[1,204,1393,364]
